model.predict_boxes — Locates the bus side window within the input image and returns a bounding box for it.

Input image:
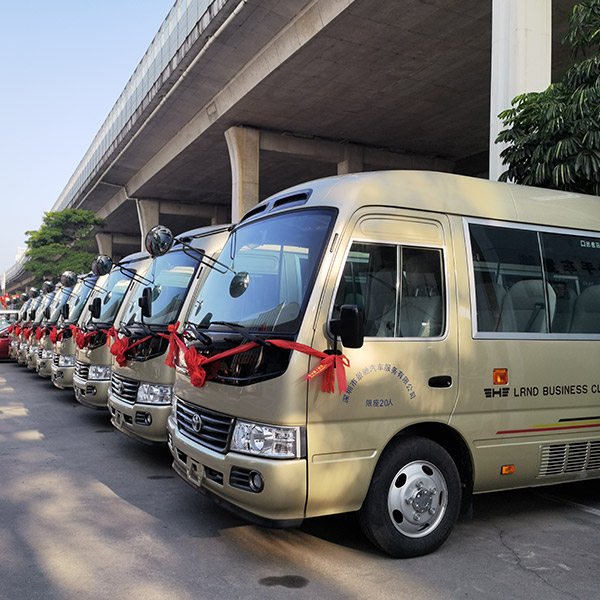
[470,224,549,333]
[333,243,445,338]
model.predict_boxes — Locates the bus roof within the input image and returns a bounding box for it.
[244,171,600,232]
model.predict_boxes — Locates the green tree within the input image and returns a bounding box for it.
[24,209,105,286]
[496,0,600,194]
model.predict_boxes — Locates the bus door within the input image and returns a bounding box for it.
[305,209,459,517]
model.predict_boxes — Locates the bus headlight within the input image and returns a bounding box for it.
[58,354,76,367]
[41,349,53,359]
[137,383,173,405]
[230,420,303,459]
[88,365,112,380]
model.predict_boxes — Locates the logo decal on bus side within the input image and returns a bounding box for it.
[342,363,416,404]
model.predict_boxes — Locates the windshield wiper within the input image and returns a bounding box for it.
[121,322,156,338]
[184,322,212,346]
[210,321,268,346]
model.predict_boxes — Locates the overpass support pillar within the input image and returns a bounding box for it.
[136,199,160,249]
[225,126,260,223]
[489,0,551,181]
[95,233,113,257]
[337,146,363,175]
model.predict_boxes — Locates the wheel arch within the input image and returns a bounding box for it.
[386,422,474,507]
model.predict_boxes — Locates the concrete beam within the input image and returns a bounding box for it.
[260,130,454,172]
[489,0,552,180]
[159,200,228,224]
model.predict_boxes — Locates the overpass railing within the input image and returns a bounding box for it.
[52,0,226,213]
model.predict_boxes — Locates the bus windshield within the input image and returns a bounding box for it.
[187,209,335,334]
[87,263,143,326]
[121,250,198,327]
[47,287,72,323]
[63,277,97,325]
[34,293,55,324]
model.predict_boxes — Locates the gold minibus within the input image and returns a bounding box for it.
[73,252,152,409]
[108,225,228,444]
[51,273,99,389]
[166,171,600,557]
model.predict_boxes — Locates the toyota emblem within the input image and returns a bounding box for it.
[191,413,203,433]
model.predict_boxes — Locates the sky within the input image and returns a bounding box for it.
[0,0,175,280]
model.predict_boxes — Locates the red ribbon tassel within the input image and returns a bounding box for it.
[158,322,182,368]
[102,327,119,348]
[49,327,58,343]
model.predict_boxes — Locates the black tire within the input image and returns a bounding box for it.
[359,436,461,558]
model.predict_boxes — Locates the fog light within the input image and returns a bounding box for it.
[248,470,264,493]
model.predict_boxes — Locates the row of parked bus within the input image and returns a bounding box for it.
[6,171,600,558]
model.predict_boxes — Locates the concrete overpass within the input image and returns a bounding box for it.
[6,0,578,289]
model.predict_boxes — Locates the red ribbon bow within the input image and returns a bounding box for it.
[109,333,152,367]
[161,333,350,394]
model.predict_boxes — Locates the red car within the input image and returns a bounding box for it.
[0,325,10,359]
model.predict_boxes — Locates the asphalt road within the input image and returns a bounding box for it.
[1,360,599,600]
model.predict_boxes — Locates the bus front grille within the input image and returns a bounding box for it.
[176,397,234,453]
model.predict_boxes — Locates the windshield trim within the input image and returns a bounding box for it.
[189,207,338,336]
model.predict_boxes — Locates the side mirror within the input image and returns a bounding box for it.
[91,254,114,276]
[43,307,51,320]
[61,271,78,287]
[89,297,102,319]
[61,304,70,320]
[330,304,364,349]
[138,287,153,319]
[145,225,174,257]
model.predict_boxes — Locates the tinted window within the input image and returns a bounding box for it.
[470,223,600,335]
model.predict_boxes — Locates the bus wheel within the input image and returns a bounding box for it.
[359,437,461,558]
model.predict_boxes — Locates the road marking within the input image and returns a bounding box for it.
[540,493,600,518]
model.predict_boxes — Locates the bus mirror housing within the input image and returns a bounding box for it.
[229,271,250,298]
[61,270,78,287]
[91,254,114,276]
[89,297,102,319]
[61,303,70,320]
[139,287,153,318]
[145,225,174,257]
[43,307,51,320]
[330,304,364,349]
[42,280,55,293]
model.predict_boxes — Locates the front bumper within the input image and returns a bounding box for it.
[166,414,306,524]
[26,348,38,370]
[73,375,111,409]
[109,393,172,444]
[51,363,74,389]
[36,356,52,378]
